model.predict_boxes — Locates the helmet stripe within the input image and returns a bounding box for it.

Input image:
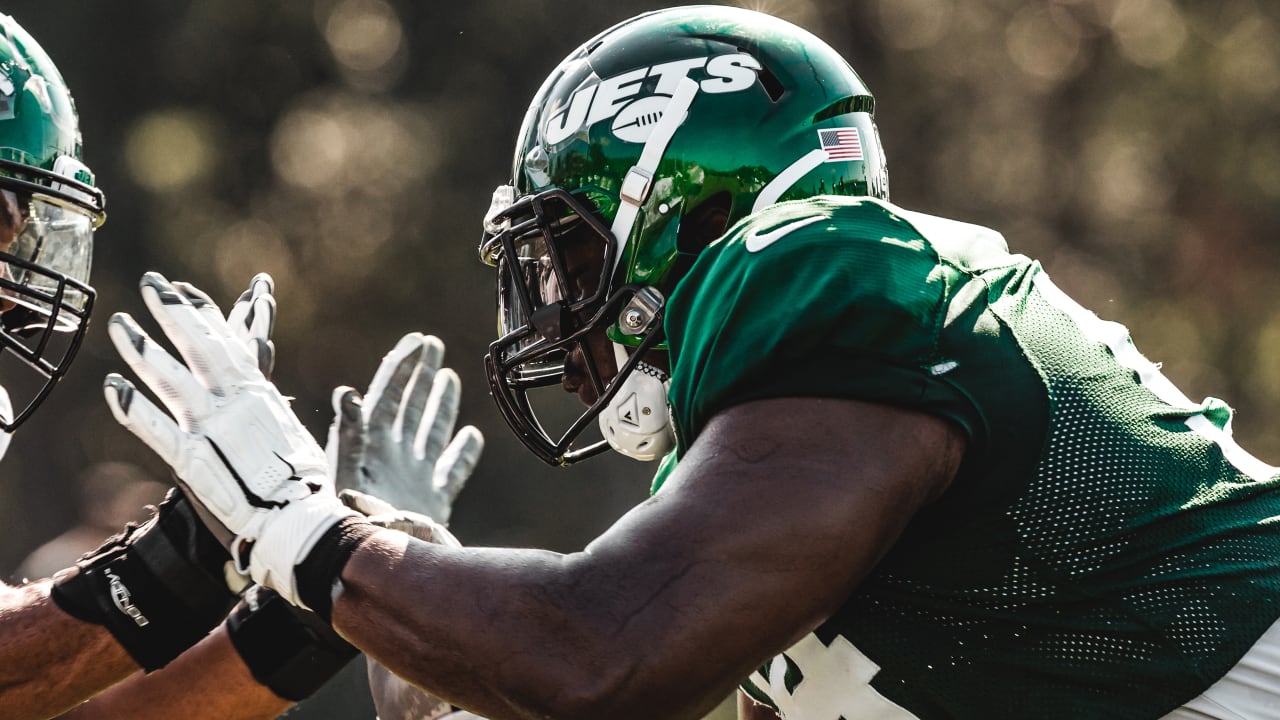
[609,76,700,274]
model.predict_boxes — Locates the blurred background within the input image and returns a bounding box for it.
[1,0,1278,717]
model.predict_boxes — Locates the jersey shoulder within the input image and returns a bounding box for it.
[665,196,998,450]
[718,196,1013,273]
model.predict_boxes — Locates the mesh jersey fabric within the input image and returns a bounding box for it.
[653,196,1280,719]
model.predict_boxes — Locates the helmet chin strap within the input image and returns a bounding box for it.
[599,342,674,462]
[597,79,694,462]
[609,76,700,273]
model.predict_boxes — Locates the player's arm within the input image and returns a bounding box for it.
[0,580,137,718]
[58,618,290,720]
[334,395,962,720]
[102,273,962,720]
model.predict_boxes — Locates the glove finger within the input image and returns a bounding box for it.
[245,283,276,380]
[399,337,446,450]
[226,273,273,334]
[172,280,226,325]
[228,277,277,378]
[104,373,183,469]
[247,272,275,302]
[365,333,429,437]
[225,287,254,332]
[107,313,212,430]
[138,273,258,393]
[433,424,484,502]
[416,367,460,464]
[328,386,366,493]
[251,338,276,380]
[365,511,441,543]
[338,488,398,517]
[247,294,276,348]
[175,280,264,378]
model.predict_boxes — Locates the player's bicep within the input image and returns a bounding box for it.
[576,395,964,703]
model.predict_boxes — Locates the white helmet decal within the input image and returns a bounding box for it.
[543,52,761,146]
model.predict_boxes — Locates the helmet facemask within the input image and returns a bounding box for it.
[482,185,669,465]
[0,157,104,431]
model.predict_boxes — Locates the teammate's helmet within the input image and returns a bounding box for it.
[479,6,886,465]
[0,14,106,431]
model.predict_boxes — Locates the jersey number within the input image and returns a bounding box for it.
[747,633,920,719]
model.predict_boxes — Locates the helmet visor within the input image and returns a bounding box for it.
[495,232,569,383]
[0,191,94,333]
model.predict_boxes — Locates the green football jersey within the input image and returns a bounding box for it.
[654,196,1280,719]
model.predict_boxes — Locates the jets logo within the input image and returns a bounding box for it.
[544,53,762,146]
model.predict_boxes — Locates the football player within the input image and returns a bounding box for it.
[0,13,461,718]
[105,6,1280,720]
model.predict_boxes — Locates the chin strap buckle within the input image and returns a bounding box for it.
[618,287,665,336]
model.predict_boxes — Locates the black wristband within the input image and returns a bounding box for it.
[227,585,359,701]
[294,516,378,623]
[51,489,238,671]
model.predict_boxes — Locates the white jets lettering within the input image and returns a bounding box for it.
[586,67,648,128]
[544,53,762,146]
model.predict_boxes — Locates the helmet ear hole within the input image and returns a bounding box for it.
[676,191,732,255]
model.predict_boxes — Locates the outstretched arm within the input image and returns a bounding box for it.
[334,395,962,720]
[103,274,963,720]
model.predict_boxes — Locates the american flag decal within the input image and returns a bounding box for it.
[818,127,863,161]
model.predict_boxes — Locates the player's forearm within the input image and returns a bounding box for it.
[335,530,683,720]
[0,581,137,719]
[59,623,291,720]
[332,527,622,717]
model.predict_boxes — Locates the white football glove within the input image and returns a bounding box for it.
[169,272,280,593]
[328,332,483,528]
[338,488,461,548]
[104,272,356,609]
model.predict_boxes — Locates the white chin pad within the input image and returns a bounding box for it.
[599,343,674,462]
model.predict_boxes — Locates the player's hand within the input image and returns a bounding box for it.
[103,272,355,609]
[328,332,483,528]
[165,273,277,380]
[143,273,277,596]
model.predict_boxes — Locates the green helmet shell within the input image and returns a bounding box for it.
[509,6,887,332]
[0,13,102,220]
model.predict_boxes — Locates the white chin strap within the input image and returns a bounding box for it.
[599,343,674,462]
[609,77,700,273]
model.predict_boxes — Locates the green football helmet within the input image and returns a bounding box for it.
[479,6,887,465]
[0,13,106,431]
